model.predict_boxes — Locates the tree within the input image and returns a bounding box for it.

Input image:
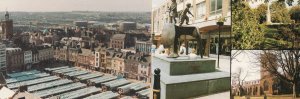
[255,4,268,24]
[259,50,300,98]
[290,6,300,23]
[232,67,249,96]
[270,1,293,23]
[231,50,252,96]
[232,1,265,49]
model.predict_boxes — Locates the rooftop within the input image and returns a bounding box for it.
[4,66,150,99]
[111,34,126,40]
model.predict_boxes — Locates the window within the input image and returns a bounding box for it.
[196,2,206,19]
[210,0,222,15]
[263,81,269,91]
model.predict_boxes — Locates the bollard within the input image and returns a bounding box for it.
[153,68,161,99]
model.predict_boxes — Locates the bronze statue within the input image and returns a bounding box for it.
[169,0,178,23]
[161,23,204,58]
[179,3,194,26]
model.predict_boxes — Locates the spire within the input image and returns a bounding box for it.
[5,9,9,20]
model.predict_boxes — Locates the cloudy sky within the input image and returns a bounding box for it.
[231,50,261,82]
[152,0,166,8]
[0,0,151,12]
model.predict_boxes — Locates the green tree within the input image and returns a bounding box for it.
[255,4,268,24]
[290,6,300,23]
[270,1,293,23]
[232,1,265,49]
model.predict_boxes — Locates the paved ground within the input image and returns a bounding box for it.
[207,54,230,73]
[194,91,230,99]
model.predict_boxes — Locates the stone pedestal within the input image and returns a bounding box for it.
[151,55,230,99]
[152,56,216,75]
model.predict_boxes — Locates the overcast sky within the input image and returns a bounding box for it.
[152,0,166,8]
[231,50,261,82]
[0,0,151,12]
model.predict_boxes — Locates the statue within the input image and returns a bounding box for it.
[179,3,194,26]
[169,0,178,23]
[161,23,204,58]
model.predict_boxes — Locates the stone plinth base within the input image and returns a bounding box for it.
[160,71,230,99]
[152,55,216,75]
[151,55,230,99]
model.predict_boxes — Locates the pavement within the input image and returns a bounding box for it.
[207,54,230,73]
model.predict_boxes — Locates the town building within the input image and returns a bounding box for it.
[0,43,6,75]
[119,22,137,32]
[111,52,126,76]
[152,0,231,56]
[137,55,151,83]
[124,54,141,80]
[31,48,39,66]
[135,40,152,54]
[53,46,81,64]
[110,34,133,49]
[75,48,95,70]
[23,50,32,70]
[0,11,13,40]
[36,45,54,62]
[29,32,44,46]
[6,48,23,72]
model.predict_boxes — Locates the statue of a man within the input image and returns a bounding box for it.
[169,0,178,23]
[179,3,194,26]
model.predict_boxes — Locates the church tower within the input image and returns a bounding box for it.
[1,10,13,40]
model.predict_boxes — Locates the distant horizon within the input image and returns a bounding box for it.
[0,0,151,12]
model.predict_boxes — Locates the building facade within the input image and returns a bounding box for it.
[110,34,128,49]
[37,45,54,62]
[124,55,140,80]
[111,52,126,76]
[95,48,116,73]
[135,40,152,54]
[23,50,32,70]
[137,55,151,83]
[75,48,95,70]
[0,43,6,75]
[152,0,231,56]
[119,22,137,32]
[6,48,23,72]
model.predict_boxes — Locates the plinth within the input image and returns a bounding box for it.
[151,55,230,99]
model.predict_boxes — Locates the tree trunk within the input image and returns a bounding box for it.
[292,82,298,99]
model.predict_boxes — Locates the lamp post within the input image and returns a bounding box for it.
[153,68,161,99]
[216,21,224,68]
